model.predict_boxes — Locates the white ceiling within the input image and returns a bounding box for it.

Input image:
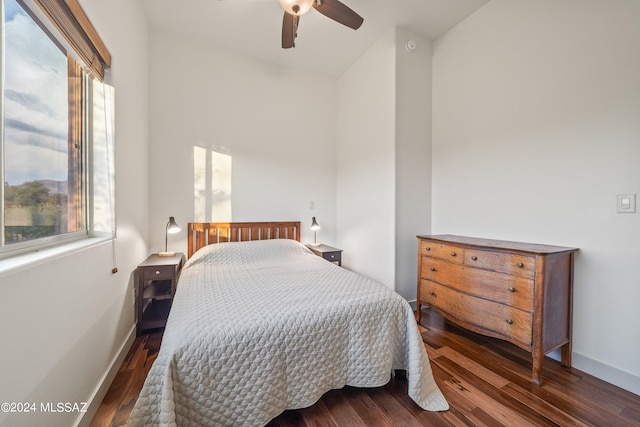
[140,0,490,77]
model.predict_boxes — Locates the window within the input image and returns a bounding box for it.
[1,0,112,257]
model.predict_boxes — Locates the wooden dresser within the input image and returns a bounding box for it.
[416,234,578,384]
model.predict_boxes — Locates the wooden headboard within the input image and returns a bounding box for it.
[187,221,301,258]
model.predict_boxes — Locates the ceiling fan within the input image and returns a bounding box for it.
[279,0,363,49]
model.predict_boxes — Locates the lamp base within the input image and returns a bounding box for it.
[308,242,321,247]
[158,251,176,257]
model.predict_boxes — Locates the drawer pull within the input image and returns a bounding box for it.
[430,291,435,296]
[425,246,431,251]
[471,255,478,261]
[430,267,436,272]
[506,319,513,325]
[516,262,524,268]
[155,270,161,275]
[508,287,515,293]
[451,252,457,257]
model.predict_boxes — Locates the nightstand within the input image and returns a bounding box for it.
[136,253,185,336]
[306,244,342,266]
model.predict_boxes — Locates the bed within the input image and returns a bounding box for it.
[128,221,448,426]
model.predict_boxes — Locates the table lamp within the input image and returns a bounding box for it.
[159,216,181,256]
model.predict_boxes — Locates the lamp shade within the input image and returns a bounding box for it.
[310,217,320,231]
[278,0,314,16]
[167,216,181,234]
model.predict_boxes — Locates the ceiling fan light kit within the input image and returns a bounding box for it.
[278,0,315,16]
[280,0,364,49]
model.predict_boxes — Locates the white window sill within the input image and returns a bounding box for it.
[0,236,113,278]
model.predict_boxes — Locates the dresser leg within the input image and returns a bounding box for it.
[532,349,543,385]
[560,342,572,368]
[416,303,422,323]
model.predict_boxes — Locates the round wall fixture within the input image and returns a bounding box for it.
[406,39,416,53]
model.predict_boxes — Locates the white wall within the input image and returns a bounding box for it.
[336,28,396,288]
[432,0,640,394]
[0,1,150,426]
[394,28,432,301]
[336,27,432,298]
[147,30,337,251]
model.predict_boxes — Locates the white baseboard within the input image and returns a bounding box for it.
[572,352,640,396]
[74,325,137,427]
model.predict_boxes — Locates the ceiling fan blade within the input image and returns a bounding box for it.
[282,12,299,49]
[313,0,363,30]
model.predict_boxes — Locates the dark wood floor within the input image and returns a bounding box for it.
[90,309,640,426]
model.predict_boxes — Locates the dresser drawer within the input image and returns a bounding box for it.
[420,257,534,311]
[420,240,463,264]
[464,249,535,278]
[142,265,176,280]
[420,280,533,346]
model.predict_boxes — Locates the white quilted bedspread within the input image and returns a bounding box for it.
[127,239,448,426]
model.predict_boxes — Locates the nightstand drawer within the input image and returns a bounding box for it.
[306,244,343,266]
[322,251,341,262]
[142,265,176,280]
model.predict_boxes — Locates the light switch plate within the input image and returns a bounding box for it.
[617,194,636,213]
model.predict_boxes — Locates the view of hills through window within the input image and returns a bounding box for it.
[2,0,81,244]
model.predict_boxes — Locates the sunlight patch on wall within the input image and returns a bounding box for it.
[194,146,232,222]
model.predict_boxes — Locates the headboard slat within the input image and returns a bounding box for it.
[207,227,218,245]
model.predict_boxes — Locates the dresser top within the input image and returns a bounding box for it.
[417,234,578,255]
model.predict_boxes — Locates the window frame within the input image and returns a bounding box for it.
[32,0,111,79]
[0,0,111,258]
